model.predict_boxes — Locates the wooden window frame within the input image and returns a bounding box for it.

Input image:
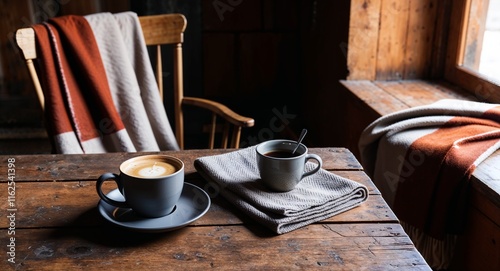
[445,0,500,103]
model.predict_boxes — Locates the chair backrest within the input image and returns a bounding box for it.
[15,14,188,149]
[139,14,186,150]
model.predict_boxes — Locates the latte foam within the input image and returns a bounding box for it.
[124,160,178,178]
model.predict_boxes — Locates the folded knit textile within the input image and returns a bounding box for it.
[194,146,368,234]
[358,99,500,269]
[32,12,179,153]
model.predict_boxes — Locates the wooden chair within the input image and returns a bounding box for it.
[15,13,254,149]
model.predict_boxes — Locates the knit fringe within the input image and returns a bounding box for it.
[401,221,458,270]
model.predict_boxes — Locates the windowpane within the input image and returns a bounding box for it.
[463,0,500,84]
[479,0,500,82]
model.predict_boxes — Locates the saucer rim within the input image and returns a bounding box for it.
[98,182,211,232]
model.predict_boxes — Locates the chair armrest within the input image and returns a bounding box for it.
[182,97,254,127]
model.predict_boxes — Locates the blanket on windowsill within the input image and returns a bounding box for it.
[32,12,178,154]
[358,99,500,269]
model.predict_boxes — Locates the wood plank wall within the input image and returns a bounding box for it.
[347,0,449,81]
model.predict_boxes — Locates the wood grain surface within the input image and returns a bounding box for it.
[0,148,430,270]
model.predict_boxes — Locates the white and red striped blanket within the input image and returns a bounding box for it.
[359,99,500,268]
[33,12,179,153]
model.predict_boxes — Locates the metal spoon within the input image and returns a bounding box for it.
[292,129,307,154]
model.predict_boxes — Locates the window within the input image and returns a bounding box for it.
[463,0,500,83]
[475,0,500,82]
[445,0,500,102]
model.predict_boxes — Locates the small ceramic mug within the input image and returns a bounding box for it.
[256,139,323,192]
[96,155,184,218]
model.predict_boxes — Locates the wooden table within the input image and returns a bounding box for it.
[0,148,430,270]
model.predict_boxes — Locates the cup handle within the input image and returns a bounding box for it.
[301,154,323,179]
[96,172,129,208]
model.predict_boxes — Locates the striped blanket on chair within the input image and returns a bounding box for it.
[358,99,500,269]
[32,12,179,153]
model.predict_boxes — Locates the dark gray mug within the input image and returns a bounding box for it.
[256,139,323,192]
[96,155,184,217]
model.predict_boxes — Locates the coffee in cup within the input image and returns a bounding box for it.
[256,139,323,192]
[96,155,184,217]
[123,159,178,177]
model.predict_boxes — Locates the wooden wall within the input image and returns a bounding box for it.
[200,0,306,147]
[347,0,452,81]
[300,0,351,147]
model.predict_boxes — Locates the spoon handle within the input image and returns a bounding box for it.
[292,129,307,154]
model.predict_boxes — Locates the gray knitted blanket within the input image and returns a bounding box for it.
[194,146,368,234]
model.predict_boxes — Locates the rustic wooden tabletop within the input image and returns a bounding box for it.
[0,148,430,270]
